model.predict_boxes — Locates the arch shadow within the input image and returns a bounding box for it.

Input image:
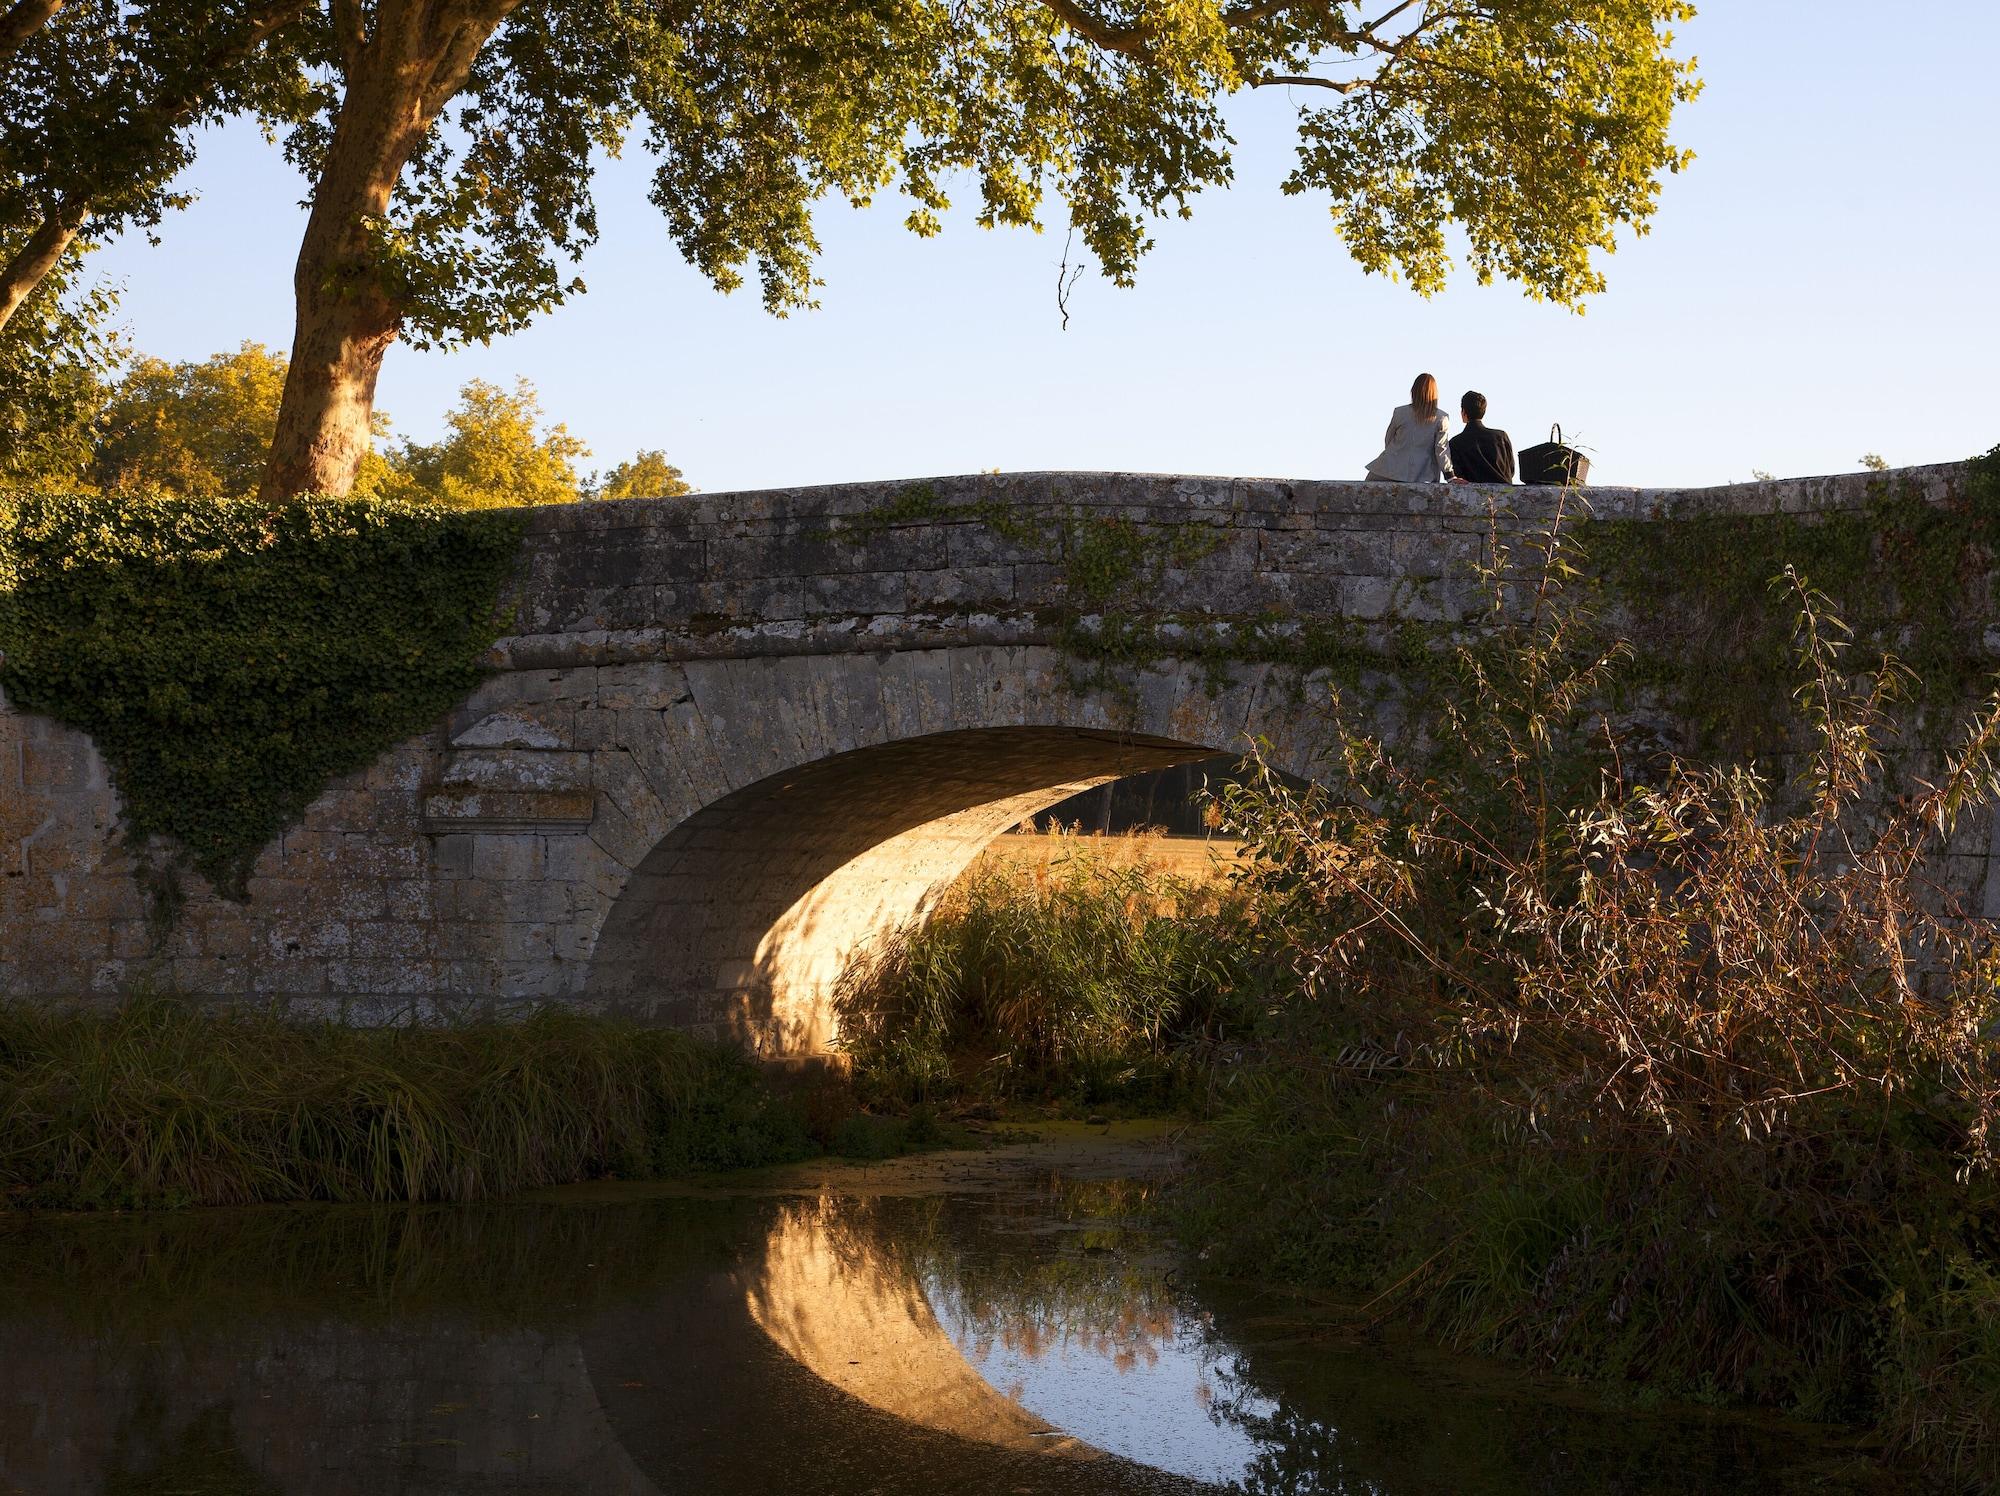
[584,726,1227,1057]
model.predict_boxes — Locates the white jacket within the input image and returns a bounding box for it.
[1365,404,1455,483]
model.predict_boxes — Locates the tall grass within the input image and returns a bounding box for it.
[1176,512,2000,1488]
[0,1001,814,1210]
[835,830,1263,1109]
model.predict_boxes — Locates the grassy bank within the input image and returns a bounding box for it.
[0,1002,848,1210]
[1171,544,2000,1488]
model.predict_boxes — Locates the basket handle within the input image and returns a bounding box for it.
[1549,423,1564,446]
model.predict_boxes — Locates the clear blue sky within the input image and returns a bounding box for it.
[92,2,1999,493]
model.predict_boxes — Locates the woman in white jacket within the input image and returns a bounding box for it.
[1365,372,1461,484]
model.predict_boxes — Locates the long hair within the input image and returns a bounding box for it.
[1410,372,1440,422]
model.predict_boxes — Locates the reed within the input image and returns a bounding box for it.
[836,834,1263,1110]
[0,1001,813,1210]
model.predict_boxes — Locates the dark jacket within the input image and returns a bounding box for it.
[1449,420,1515,484]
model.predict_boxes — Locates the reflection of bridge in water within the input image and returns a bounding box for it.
[0,1175,1872,1494]
[0,1192,1208,1495]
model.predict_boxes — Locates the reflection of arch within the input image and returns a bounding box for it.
[577,1198,1211,1495]
[586,724,1265,1057]
[740,1198,1094,1457]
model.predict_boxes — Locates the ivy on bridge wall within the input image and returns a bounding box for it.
[0,493,523,899]
[1590,445,2000,757]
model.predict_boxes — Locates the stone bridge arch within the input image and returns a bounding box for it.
[557,665,1322,1055]
[3,462,1986,1057]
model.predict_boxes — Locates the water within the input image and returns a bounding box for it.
[0,1144,1901,1495]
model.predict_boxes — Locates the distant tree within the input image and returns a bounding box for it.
[1859,453,1889,472]
[87,339,393,496]
[247,1,1701,499]
[0,237,119,484]
[370,377,587,509]
[90,341,294,497]
[589,449,692,501]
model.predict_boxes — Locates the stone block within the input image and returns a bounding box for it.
[19,741,88,790]
[805,571,908,617]
[347,921,432,960]
[440,749,589,792]
[327,959,442,998]
[471,834,544,883]
[170,955,248,996]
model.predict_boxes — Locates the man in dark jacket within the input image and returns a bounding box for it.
[1448,391,1515,484]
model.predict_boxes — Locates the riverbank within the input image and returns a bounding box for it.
[825,506,2000,1491]
[0,1000,904,1210]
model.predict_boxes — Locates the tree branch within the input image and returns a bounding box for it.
[0,0,62,67]
[0,200,85,332]
[1038,0,1146,55]
[1040,0,1453,81]
[330,0,367,74]
[1251,72,1365,92]
[233,0,314,61]
[418,2,523,120]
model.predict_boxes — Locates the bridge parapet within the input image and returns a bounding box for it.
[496,464,1969,671]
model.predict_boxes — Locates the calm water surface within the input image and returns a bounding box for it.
[0,1153,1899,1495]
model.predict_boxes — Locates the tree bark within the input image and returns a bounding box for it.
[0,201,82,333]
[0,0,62,65]
[260,0,518,500]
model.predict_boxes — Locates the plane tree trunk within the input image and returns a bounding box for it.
[260,0,517,500]
[0,0,64,65]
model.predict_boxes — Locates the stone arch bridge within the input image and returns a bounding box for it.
[0,463,1983,1058]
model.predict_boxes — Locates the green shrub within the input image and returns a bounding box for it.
[1177,506,2000,1488]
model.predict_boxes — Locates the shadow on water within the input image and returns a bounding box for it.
[0,1173,1905,1496]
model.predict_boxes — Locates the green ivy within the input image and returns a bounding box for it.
[0,491,524,899]
[1586,445,2000,756]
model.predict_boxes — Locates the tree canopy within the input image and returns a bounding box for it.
[0,2,311,336]
[0,237,119,484]
[1,2,1701,500]
[590,449,692,501]
[22,330,685,506]
[92,341,298,498]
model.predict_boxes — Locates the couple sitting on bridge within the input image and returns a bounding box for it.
[1365,372,1516,486]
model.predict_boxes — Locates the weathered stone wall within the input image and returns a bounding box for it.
[0,463,1984,1055]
